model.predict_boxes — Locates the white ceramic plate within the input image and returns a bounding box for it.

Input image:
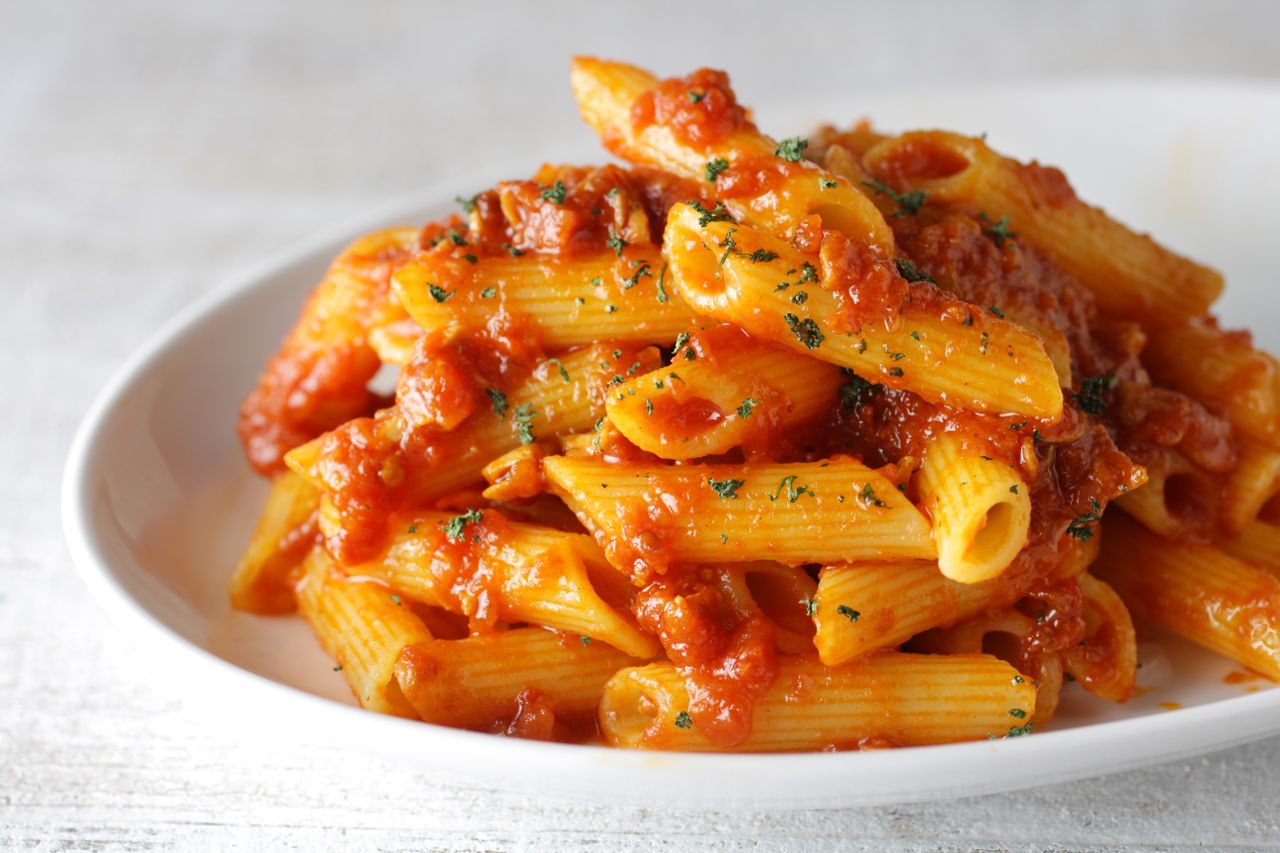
[63,80,1280,808]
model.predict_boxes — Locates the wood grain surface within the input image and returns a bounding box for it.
[3,1,1279,849]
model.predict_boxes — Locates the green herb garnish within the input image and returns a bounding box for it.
[708,478,745,499]
[486,388,509,418]
[774,137,809,162]
[784,313,824,349]
[861,179,927,217]
[1073,374,1117,415]
[606,228,627,257]
[859,483,887,507]
[705,157,729,182]
[440,508,484,543]
[893,257,935,284]
[1066,498,1103,542]
[513,403,537,444]
[540,180,567,205]
[769,474,811,503]
[688,200,735,226]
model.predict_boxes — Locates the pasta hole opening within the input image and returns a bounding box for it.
[1164,473,1213,526]
[598,674,664,749]
[813,203,872,242]
[745,570,816,638]
[965,501,1016,567]
[580,549,636,614]
[873,136,972,183]
[981,631,1023,670]
[1260,494,1280,525]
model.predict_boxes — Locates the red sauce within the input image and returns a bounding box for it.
[1224,669,1263,685]
[646,395,726,442]
[240,118,1254,747]
[485,163,706,258]
[680,616,777,748]
[237,232,418,474]
[499,688,557,741]
[310,416,402,563]
[1019,162,1078,209]
[714,155,794,200]
[1018,580,1087,665]
[395,343,483,432]
[390,507,513,628]
[819,230,909,333]
[630,68,750,150]
[871,136,972,184]
[239,344,383,475]
[634,569,777,747]
[1112,385,1235,474]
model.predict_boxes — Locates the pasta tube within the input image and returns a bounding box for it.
[599,653,1037,750]
[916,433,1032,583]
[1094,513,1280,680]
[860,131,1223,323]
[606,332,843,459]
[394,627,636,731]
[296,549,433,717]
[662,202,1064,420]
[349,510,658,658]
[543,456,935,576]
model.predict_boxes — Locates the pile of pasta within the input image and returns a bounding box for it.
[230,58,1280,751]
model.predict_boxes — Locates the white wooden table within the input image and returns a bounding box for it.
[5,1,1280,849]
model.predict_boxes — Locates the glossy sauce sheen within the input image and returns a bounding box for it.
[239,64,1258,747]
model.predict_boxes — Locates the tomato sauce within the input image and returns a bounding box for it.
[870,136,972,185]
[477,164,706,258]
[237,234,418,475]
[631,68,751,150]
[239,104,1253,746]
[635,571,778,747]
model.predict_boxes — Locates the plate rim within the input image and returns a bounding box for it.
[61,80,1280,807]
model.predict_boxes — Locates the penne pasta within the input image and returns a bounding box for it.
[1142,318,1280,448]
[395,627,637,731]
[1218,520,1280,577]
[229,470,319,614]
[715,563,818,655]
[860,131,1223,324]
[662,202,1064,419]
[1094,513,1280,680]
[393,250,695,349]
[542,455,935,577]
[599,653,1037,751]
[348,509,658,658]
[916,434,1032,583]
[1220,438,1280,535]
[238,227,420,474]
[1059,573,1138,703]
[1114,448,1221,541]
[812,560,995,666]
[911,609,1063,723]
[296,548,433,717]
[569,57,894,252]
[605,330,843,459]
[286,343,661,563]
[813,535,1101,667]
[229,57,1280,751]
